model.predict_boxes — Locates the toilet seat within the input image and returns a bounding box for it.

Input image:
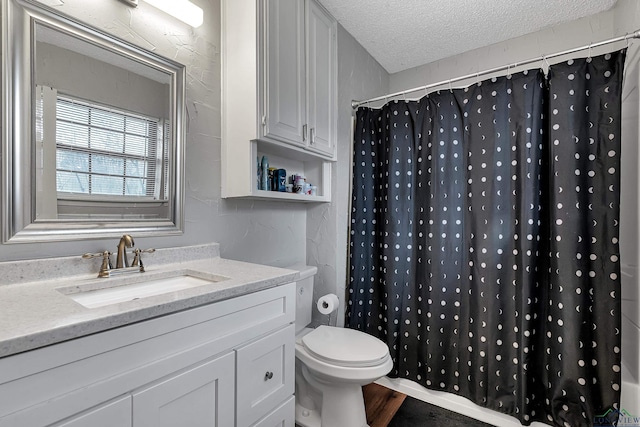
[301,325,389,368]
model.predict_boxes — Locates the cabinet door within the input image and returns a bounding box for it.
[251,396,294,427]
[236,325,295,427]
[52,396,132,427]
[133,353,234,427]
[306,0,337,158]
[263,0,306,146]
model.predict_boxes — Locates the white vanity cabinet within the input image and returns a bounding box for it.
[0,283,295,427]
[222,0,336,202]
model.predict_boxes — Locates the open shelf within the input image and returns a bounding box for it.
[222,138,331,203]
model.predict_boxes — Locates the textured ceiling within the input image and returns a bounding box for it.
[317,0,618,74]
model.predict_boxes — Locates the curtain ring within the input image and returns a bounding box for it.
[542,55,550,72]
[448,79,453,93]
[506,63,511,78]
[476,72,480,85]
[588,42,592,60]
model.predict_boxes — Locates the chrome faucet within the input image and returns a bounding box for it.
[116,234,135,268]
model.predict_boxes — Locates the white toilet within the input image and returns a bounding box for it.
[292,265,393,427]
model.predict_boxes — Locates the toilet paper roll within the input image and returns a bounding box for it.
[317,293,339,315]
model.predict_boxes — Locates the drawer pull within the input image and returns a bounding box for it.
[264,371,274,381]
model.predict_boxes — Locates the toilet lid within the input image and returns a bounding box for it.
[301,325,390,367]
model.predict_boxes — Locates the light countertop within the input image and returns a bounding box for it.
[0,246,298,358]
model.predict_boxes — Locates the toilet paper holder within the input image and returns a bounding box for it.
[317,293,340,326]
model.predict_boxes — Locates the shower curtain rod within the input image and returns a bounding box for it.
[351,29,640,109]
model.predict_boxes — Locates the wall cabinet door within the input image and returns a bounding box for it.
[305,0,337,158]
[132,353,235,427]
[263,0,306,147]
[53,396,132,427]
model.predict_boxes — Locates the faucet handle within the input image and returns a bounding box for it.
[82,251,113,278]
[131,248,155,272]
[82,252,102,259]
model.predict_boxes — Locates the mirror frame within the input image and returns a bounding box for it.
[1,0,186,243]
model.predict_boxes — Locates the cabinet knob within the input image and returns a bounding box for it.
[264,371,274,381]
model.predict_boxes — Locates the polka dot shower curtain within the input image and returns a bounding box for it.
[347,51,624,426]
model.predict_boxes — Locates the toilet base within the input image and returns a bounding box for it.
[294,402,321,427]
[295,382,370,427]
[295,403,370,427]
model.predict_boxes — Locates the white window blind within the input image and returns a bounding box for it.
[55,96,168,200]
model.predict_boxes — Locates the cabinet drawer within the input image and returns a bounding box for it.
[236,324,294,427]
[251,396,294,427]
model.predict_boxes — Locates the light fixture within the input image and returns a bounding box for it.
[144,0,203,27]
[119,0,204,28]
[143,0,203,27]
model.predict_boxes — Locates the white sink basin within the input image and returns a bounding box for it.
[58,270,229,309]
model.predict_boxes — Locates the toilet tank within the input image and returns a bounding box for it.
[288,264,318,334]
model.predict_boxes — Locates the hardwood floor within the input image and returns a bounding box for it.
[363,383,495,427]
[363,383,407,427]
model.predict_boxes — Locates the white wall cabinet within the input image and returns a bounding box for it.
[263,0,336,158]
[222,0,337,202]
[0,284,295,427]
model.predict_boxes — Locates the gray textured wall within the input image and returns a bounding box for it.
[388,1,623,95]
[308,25,389,326]
[36,42,169,119]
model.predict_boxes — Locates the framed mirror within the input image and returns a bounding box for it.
[1,0,186,243]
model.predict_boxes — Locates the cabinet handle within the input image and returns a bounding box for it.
[264,371,274,381]
[310,128,315,145]
[303,124,308,142]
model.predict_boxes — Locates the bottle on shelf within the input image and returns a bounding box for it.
[260,156,269,190]
[256,157,260,190]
